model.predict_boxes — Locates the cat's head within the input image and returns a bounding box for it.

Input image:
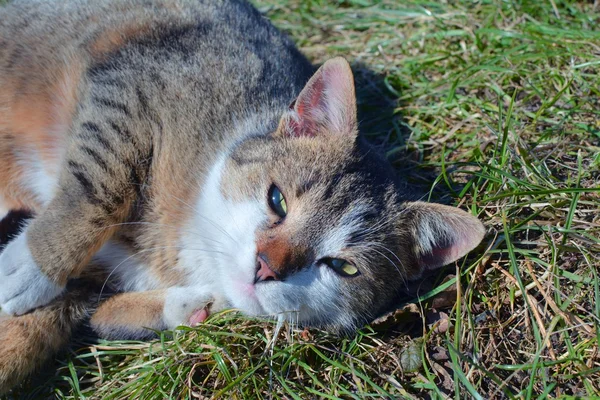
[192,58,485,332]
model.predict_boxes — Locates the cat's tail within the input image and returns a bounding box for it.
[0,275,103,395]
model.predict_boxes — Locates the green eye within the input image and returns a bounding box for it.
[268,184,287,218]
[324,258,360,277]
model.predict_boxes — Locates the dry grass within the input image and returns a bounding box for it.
[4,0,600,399]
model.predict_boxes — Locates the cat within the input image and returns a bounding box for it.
[0,0,485,393]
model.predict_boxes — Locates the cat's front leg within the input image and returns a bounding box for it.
[0,194,131,315]
[0,116,147,315]
[0,189,134,315]
[0,231,64,315]
[90,287,230,340]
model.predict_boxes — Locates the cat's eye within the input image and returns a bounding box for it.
[322,258,360,277]
[268,184,287,219]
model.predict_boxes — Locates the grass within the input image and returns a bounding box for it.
[5,0,600,398]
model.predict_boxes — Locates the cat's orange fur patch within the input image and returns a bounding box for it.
[0,148,37,211]
[88,23,154,60]
[0,57,84,211]
[0,311,67,393]
[257,235,296,276]
[90,290,166,330]
[140,164,197,284]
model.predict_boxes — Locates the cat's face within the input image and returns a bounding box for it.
[214,134,404,331]
[189,58,484,332]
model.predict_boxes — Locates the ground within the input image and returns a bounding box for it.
[5,0,600,399]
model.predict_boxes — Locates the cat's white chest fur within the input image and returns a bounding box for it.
[93,242,161,292]
[178,156,268,315]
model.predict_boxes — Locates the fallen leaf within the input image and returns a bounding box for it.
[427,311,452,335]
[371,302,421,330]
[430,346,449,361]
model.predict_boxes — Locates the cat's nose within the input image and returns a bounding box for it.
[254,254,279,283]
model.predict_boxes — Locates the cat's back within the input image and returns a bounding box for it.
[0,0,312,211]
[1,0,311,134]
[0,0,214,143]
[0,0,212,210]
[0,0,265,51]
[0,0,288,88]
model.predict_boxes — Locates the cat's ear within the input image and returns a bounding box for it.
[400,202,485,275]
[279,57,358,138]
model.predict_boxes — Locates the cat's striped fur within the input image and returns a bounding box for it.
[0,0,485,393]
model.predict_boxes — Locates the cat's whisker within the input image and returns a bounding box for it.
[96,245,228,302]
[88,221,225,247]
[354,209,397,239]
[209,195,254,247]
[192,213,240,246]
[165,191,242,247]
[263,314,286,360]
[371,242,405,272]
[128,181,200,214]
[366,213,396,235]
[85,190,238,248]
[168,193,200,213]
[367,247,407,284]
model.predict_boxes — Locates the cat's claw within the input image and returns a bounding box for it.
[188,297,230,326]
[0,233,64,316]
[162,286,229,329]
[189,307,210,326]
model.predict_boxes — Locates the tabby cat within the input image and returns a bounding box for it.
[0,0,485,392]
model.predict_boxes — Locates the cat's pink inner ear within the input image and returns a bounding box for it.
[406,202,485,272]
[287,57,357,138]
[418,229,481,270]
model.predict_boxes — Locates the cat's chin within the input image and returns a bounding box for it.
[224,280,298,321]
[224,279,267,316]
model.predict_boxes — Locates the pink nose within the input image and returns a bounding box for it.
[255,254,279,282]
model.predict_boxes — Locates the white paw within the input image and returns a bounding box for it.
[0,231,64,315]
[163,286,228,329]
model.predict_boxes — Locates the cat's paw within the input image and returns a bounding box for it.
[0,233,64,316]
[162,286,229,329]
[187,297,230,326]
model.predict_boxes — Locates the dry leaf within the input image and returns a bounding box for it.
[371,302,421,330]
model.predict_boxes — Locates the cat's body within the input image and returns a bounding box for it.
[0,0,485,393]
[0,0,313,303]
